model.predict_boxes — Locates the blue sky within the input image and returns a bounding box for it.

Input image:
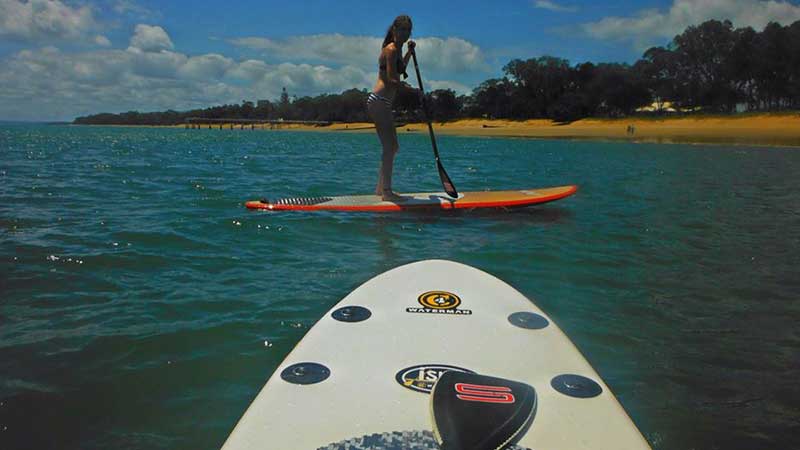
[2,0,800,121]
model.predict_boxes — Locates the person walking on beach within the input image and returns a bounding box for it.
[367,15,422,201]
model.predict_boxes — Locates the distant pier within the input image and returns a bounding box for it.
[183,117,331,130]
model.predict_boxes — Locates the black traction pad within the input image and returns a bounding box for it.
[316,430,531,450]
[274,196,333,206]
[431,371,537,450]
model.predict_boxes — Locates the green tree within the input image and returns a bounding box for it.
[278,87,291,118]
[789,21,800,108]
[586,64,650,117]
[638,47,678,112]
[754,22,792,109]
[504,56,573,118]
[726,27,759,110]
[471,78,514,119]
[428,89,460,122]
[671,19,738,111]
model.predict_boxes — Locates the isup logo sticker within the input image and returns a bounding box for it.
[395,364,475,394]
[406,291,472,315]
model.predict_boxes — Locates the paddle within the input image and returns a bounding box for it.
[410,50,458,199]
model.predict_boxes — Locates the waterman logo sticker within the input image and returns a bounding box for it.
[396,364,475,394]
[406,291,472,315]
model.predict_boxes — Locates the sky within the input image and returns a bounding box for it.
[2,0,800,121]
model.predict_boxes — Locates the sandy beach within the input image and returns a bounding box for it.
[179,113,800,147]
[327,114,800,147]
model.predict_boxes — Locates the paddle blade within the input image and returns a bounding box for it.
[437,160,458,198]
[431,371,537,450]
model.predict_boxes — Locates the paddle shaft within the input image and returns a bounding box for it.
[410,51,458,198]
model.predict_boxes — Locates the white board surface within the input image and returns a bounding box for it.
[222,260,651,450]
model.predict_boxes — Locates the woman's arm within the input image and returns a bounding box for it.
[385,46,417,94]
[384,46,402,88]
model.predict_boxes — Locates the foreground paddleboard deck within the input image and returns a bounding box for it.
[222,260,651,450]
[245,185,577,212]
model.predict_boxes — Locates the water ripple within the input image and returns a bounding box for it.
[2,125,799,450]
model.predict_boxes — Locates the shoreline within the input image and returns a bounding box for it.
[79,113,800,147]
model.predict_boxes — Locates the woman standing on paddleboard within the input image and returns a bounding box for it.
[368,15,421,201]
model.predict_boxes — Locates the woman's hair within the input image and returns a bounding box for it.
[382,15,412,48]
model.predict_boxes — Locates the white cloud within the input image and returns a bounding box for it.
[582,0,800,50]
[94,35,111,47]
[415,37,490,73]
[229,34,490,74]
[229,34,382,67]
[252,63,371,94]
[128,24,174,52]
[127,48,186,79]
[0,0,104,44]
[0,23,488,120]
[225,59,271,82]
[113,0,159,20]
[427,79,472,95]
[533,0,578,12]
[179,53,236,80]
[0,26,377,120]
[0,45,244,120]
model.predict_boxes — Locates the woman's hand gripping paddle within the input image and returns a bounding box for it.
[410,50,458,199]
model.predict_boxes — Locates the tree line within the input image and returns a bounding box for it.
[74,19,800,125]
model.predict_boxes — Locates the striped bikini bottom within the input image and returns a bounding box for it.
[367,92,393,108]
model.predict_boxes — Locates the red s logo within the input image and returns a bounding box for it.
[455,383,516,404]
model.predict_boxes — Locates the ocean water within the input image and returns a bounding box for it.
[1,123,799,450]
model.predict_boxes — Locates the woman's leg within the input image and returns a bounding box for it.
[368,100,400,197]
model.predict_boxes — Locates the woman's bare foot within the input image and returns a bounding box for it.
[381,189,406,202]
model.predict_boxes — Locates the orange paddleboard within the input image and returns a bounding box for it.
[245,185,577,212]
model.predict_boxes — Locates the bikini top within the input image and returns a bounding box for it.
[379,52,408,79]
